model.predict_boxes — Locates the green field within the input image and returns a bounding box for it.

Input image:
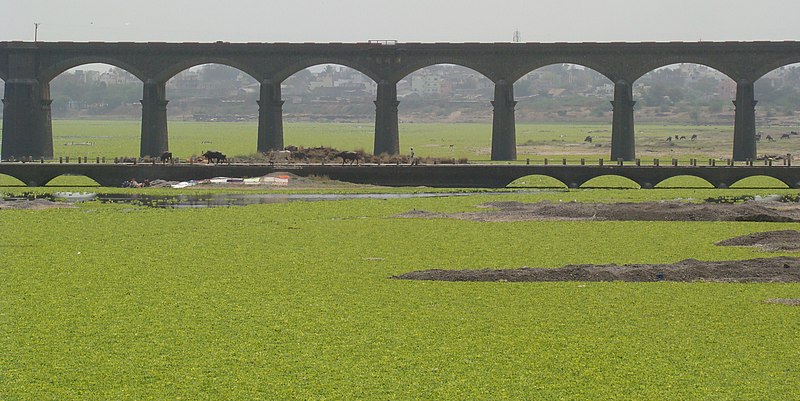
[2,121,800,398]
[2,188,800,399]
[5,119,798,162]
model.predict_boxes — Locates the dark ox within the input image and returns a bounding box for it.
[202,150,227,164]
[335,151,361,165]
[160,151,173,163]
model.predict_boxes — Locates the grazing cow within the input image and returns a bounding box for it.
[674,135,679,140]
[679,136,686,140]
[202,150,227,164]
[767,135,775,142]
[666,136,672,142]
[335,151,361,165]
[690,134,698,140]
[756,134,762,141]
[584,135,593,143]
[160,151,173,163]
[291,151,308,162]
[268,150,292,165]
[781,133,791,139]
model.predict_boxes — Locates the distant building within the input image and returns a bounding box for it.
[411,74,442,95]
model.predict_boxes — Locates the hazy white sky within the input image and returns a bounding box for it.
[2,0,799,43]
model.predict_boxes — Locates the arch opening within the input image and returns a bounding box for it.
[0,173,25,187]
[507,174,568,188]
[754,63,800,158]
[580,175,641,189]
[730,176,791,189]
[165,63,259,159]
[633,63,735,162]
[397,64,493,161]
[49,64,143,160]
[281,64,376,153]
[513,64,613,161]
[654,175,715,189]
[45,174,101,187]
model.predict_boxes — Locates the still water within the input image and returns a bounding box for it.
[3,191,533,208]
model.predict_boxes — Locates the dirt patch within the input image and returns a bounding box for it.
[764,298,800,306]
[394,200,800,222]
[717,230,800,252]
[0,199,74,210]
[393,257,800,283]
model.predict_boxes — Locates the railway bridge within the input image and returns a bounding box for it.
[0,163,798,189]
[2,41,800,161]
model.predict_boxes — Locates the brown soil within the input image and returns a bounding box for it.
[393,257,800,283]
[0,199,74,210]
[716,230,800,252]
[395,200,800,222]
[764,298,800,306]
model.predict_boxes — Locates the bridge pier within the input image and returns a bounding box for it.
[1,79,54,160]
[257,80,284,152]
[733,81,757,161]
[374,80,400,155]
[491,80,517,161]
[140,80,169,158]
[611,80,636,161]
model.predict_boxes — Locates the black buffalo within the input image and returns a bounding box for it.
[202,150,227,164]
[160,151,173,163]
[335,151,361,165]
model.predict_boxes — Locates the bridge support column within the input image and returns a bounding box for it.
[374,80,399,155]
[257,80,284,153]
[140,80,169,158]
[491,80,517,161]
[1,79,53,160]
[733,81,757,161]
[611,80,636,161]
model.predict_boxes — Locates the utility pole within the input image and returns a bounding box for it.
[34,22,40,42]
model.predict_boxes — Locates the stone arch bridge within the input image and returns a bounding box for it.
[0,163,797,189]
[2,41,800,162]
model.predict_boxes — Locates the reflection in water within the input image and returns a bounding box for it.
[3,191,539,208]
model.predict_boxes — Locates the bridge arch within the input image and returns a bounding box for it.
[40,57,146,83]
[654,175,715,188]
[633,63,735,159]
[0,173,25,186]
[730,175,791,188]
[511,59,616,84]
[164,63,259,158]
[392,59,498,84]
[397,64,494,160]
[281,64,377,152]
[274,58,379,84]
[513,63,614,159]
[754,62,800,147]
[155,58,260,84]
[507,174,568,188]
[580,175,641,189]
[753,56,800,82]
[630,58,736,83]
[44,174,101,187]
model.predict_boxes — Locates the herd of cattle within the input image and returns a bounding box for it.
[581,132,798,145]
[157,147,365,165]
